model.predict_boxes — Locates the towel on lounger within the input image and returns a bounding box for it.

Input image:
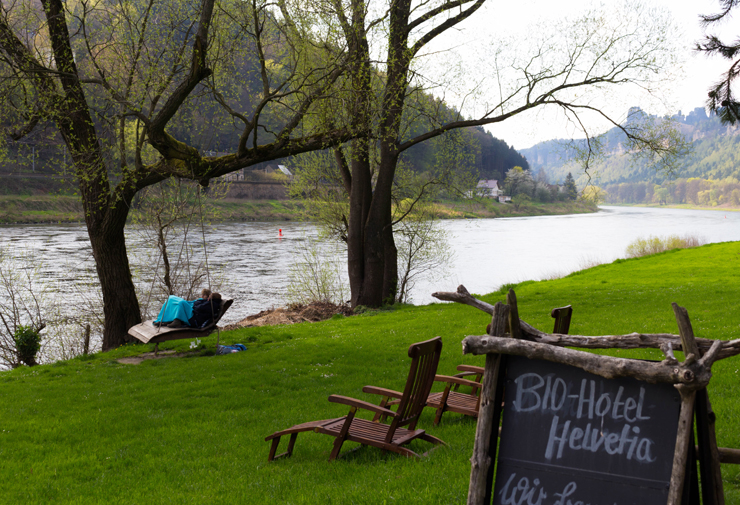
[153,295,198,325]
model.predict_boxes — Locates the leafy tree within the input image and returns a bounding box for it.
[0,0,356,349]
[503,166,534,198]
[581,185,606,205]
[564,172,578,201]
[511,193,531,211]
[319,0,685,308]
[653,186,670,205]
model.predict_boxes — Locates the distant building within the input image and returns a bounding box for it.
[276,165,293,177]
[476,179,500,198]
[264,164,293,179]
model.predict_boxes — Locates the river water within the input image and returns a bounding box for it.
[1,206,739,329]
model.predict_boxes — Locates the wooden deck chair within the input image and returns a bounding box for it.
[416,305,575,426]
[265,336,446,462]
[128,299,233,347]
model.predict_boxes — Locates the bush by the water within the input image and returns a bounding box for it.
[625,234,705,258]
[13,325,41,366]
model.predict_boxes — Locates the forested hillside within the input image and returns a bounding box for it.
[1,97,527,191]
[519,107,740,189]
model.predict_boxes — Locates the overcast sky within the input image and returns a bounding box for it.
[437,0,739,150]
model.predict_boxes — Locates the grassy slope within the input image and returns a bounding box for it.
[2,242,740,503]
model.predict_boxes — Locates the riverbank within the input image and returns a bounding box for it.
[0,194,597,224]
[432,198,597,218]
[1,242,739,503]
[605,202,740,212]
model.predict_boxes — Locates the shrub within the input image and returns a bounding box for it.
[625,234,705,258]
[286,237,347,305]
[14,325,42,366]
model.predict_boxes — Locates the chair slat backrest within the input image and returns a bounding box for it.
[214,299,233,324]
[385,337,443,441]
[551,305,573,334]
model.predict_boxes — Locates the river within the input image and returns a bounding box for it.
[1,206,739,331]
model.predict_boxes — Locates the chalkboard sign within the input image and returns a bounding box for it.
[493,355,681,505]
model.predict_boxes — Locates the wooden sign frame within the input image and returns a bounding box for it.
[432,286,740,505]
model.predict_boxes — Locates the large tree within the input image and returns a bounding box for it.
[300,0,685,308]
[0,0,355,349]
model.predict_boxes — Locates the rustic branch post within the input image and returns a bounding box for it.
[466,301,509,505]
[667,303,702,504]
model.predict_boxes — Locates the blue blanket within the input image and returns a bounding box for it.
[153,296,199,324]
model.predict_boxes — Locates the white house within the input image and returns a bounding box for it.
[476,179,500,198]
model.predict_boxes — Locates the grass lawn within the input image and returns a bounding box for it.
[1,242,740,503]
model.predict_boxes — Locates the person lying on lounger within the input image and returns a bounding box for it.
[153,290,222,329]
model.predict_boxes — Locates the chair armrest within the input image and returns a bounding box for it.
[454,371,481,379]
[362,386,404,399]
[457,365,485,375]
[435,375,482,389]
[328,395,398,418]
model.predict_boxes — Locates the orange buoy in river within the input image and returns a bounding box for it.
[278,228,283,238]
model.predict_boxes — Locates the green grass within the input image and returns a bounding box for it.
[0,195,83,223]
[2,242,740,503]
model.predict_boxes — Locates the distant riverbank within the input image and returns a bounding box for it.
[605,202,740,213]
[0,194,597,224]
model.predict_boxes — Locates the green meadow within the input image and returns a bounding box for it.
[2,241,740,504]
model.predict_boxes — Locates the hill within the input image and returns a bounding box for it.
[519,107,740,188]
[2,241,740,503]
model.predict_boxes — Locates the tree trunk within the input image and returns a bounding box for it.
[88,213,141,351]
[347,144,372,307]
[344,3,375,308]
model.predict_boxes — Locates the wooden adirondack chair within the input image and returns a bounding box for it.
[418,305,575,426]
[265,336,446,462]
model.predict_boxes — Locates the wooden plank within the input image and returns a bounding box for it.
[467,302,509,505]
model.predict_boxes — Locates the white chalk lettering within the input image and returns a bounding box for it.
[595,393,612,418]
[514,373,545,412]
[636,437,655,462]
[636,387,650,420]
[552,482,577,505]
[499,474,620,505]
[512,374,652,422]
[577,380,595,419]
[545,415,571,460]
[499,474,547,505]
[612,387,625,420]
[551,378,567,411]
[510,371,659,465]
[543,375,552,411]
[545,417,655,462]
[569,427,584,450]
